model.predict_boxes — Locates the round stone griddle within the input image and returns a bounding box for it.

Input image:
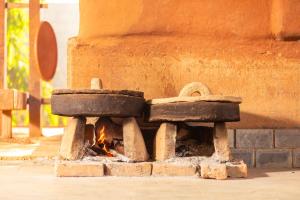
[146,101,240,122]
[51,89,145,117]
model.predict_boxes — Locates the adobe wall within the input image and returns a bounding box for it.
[79,0,273,39]
[68,0,300,128]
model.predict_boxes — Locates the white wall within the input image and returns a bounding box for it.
[41,1,79,88]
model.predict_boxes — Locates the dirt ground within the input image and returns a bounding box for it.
[0,161,299,200]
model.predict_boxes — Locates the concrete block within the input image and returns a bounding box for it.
[275,129,300,148]
[256,149,292,168]
[293,149,300,168]
[231,149,255,168]
[236,129,273,148]
[228,129,235,148]
[105,162,152,176]
[152,162,197,176]
[55,161,104,177]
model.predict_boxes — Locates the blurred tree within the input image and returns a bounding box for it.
[7,0,67,127]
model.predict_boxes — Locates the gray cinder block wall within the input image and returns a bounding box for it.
[229,129,300,168]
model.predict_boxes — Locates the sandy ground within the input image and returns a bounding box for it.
[0,131,299,200]
[0,161,299,200]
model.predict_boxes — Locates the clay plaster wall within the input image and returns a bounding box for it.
[68,0,300,128]
[79,0,273,39]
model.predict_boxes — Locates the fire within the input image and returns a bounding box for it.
[97,126,113,157]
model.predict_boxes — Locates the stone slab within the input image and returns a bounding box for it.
[147,95,242,105]
[55,161,104,177]
[51,94,145,117]
[275,129,300,148]
[200,162,227,180]
[256,149,292,168]
[293,149,300,168]
[104,162,152,176]
[226,161,247,178]
[231,149,255,168]
[147,101,240,122]
[236,129,273,148]
[152,162,198,176]
[52,89,143,98]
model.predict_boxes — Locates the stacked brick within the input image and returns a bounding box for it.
[229,129,300,168]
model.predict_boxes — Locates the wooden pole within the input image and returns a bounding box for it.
[0,0,8,138]
[29,0,41,137]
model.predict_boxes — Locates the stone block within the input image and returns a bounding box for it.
[60,117,87,160]
[256,149,292,168]
[231,149,255,168]
[55,161,104,177]
[213,123,231,162]
[293,149,300,168]
[152,162,198,176]
[104,162,152,176]
[226,161,247,178]
[236,129,273,148]
[228,129,235,148]
[123,117,149,161]
[200,162,227,180]
[275,129,300,148]
[154,123,177,161]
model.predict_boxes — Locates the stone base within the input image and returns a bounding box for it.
[55,161,104,177]
[152,162,198,176]
[105,162,152,176]
[55,158,247,179]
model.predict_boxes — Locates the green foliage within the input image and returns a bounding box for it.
[7,0,29,92]
[7,0,67,127]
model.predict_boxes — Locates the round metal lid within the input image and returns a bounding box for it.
[35,21,58,82]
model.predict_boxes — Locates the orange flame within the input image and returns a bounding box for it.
[98,126,113,157]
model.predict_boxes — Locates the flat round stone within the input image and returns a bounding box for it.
[51,93,145,117]
[52,89,144,98]
[146,101,240,122]
[147,95,242,104]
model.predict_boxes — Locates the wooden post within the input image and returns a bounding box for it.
[29,0,42,137]
[1,111,11,138]
[0,0,7,137]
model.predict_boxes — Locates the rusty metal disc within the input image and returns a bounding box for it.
[35,21,58,81]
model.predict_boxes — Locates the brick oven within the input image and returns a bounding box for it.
[53,0,300,177]
[52,78,247,179]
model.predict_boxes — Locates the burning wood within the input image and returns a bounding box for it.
[95,117,123,144]
[83,117,125,157]
[97,126,113,157]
